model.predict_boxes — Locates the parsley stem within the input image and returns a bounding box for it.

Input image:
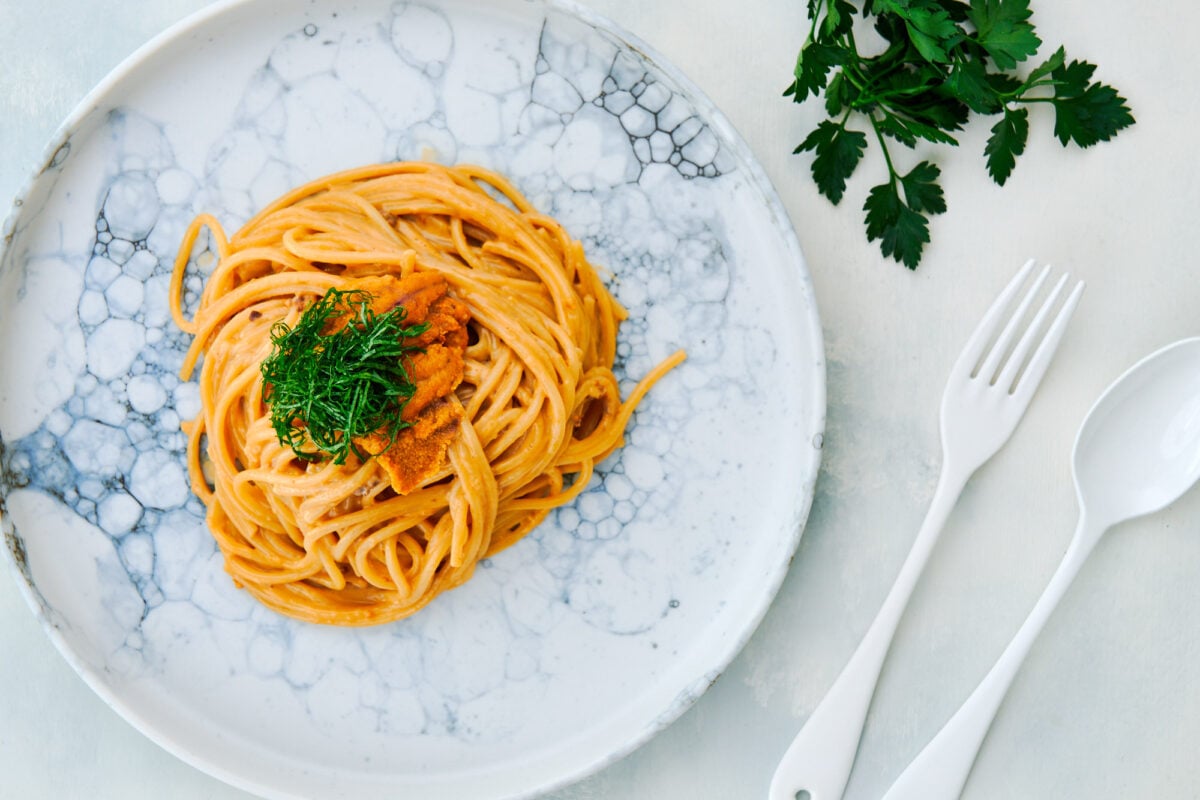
[869,114,898,184]
[808,0,823,42]
[842,39,923,112]
[855,81,940,107]
[858,41,908,90]
[1005,81,1059,103]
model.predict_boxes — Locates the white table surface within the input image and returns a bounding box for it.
[3,1,1199,798]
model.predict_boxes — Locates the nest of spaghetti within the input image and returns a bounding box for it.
[171,162,683,626]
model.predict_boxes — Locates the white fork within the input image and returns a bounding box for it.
[769,260,1085,800]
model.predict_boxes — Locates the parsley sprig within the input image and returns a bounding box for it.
[787,0,1134,268]
[260,289,429,464]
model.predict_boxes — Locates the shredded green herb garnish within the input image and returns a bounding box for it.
[260,288,429,464]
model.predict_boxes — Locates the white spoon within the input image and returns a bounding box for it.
[883,336,1200,800]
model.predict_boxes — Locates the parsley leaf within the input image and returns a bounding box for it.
[796,120,868,204]
[784,40,842,101]
[900,161,947,214]
[864,176,933,269]
[984,106,1029,184]
[1050,59,1135,147]
[934,0,973,23]
[824,71,851,115]
[877,113,960,148]
[1023,45,1065,88]
[875,0,963,62]
[944,57,1002,114]
[821,0,858,38]
[786,0,1133,268]
[966,0,1041,70]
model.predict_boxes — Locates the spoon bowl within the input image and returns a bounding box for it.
[1073,337,1200,528]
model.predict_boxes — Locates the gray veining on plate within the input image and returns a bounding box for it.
[0,1,823,797]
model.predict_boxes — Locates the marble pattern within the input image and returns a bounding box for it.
[0,0,823,797]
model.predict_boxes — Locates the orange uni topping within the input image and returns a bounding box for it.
[349,273,471,494]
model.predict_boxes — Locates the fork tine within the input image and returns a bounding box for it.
[995,272,1070,391]
[1011,280,1085,401]
[976,263,1051,382]
[952,259,1037,376]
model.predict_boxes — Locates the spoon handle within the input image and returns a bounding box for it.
[881,514,1106,800]
[769,467,969,800]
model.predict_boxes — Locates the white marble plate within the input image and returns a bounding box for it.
[0,0,824,797]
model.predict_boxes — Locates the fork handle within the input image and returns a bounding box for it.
[769,467,969,800]
[880,514,1105,800]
